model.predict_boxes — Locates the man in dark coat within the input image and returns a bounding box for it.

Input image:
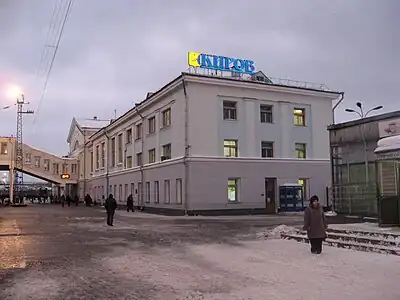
[66,195,72,207]
[126,194,134,212]
[303,195,327,254]
[105,194,117,226]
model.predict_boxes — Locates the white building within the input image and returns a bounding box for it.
[68,71,342,215]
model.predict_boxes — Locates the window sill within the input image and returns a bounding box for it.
[228,201,240,204]
[160,124,171,131]
[147,131,156,136]
[117,163,123,166]
[260,121,274,124]
[223,119,238,122]
[135,138,142,142]
[294,124,307,127]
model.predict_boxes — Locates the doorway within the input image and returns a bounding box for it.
[265,178,277,214]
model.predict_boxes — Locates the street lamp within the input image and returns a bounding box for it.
[345,102,383,183]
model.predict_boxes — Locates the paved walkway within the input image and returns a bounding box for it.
[0,204,303,300]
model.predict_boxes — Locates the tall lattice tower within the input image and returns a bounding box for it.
[13,95,34,204]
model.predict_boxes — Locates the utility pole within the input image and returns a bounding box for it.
[13,94,34,204]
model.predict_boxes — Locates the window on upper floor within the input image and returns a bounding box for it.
[148,148,156,163]
[62,163,68,174]
[295,143,307,159]
[162,108,171,128]
[101,142,105,168]
[34,156,41,168]
[148,117,156,134]
[224,140,238,157]
[111,137,116,167]
[223,101,237,120]
[117,133,123,164]
[0,142,8,155]
[96,145,100,169]
[136,123,142,140]
[71,164,77,174]
[161,143,171,160]
[260,104,273,123]
[126,156,132,168]
[44,159,50,171]
[90,152,93,172]
[261,141,274,158]
[294,108,306,126]
[136,152,143,166]
[126,128,132,144]
[25,153,31,164]
[53,163,59,175]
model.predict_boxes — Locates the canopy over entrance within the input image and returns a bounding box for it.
[374,134,400,160]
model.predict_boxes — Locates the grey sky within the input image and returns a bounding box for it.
[0,0,399,156]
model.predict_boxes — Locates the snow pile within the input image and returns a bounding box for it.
[325,210,337,216]
[256,225,298,239]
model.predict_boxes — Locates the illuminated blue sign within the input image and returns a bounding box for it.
[188,52,256,75]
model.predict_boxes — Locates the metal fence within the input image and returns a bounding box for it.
[329,183,378,217]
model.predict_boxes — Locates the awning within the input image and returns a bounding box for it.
[374,134,400,160]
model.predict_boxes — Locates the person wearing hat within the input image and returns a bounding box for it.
[303,195,328,254]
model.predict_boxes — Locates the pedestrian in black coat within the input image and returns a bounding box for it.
[126,194,134,212]
[105,194,117,226]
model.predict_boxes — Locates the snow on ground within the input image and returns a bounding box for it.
[100,239,400,300]
[256,224,298,239]
[330,222,400,234]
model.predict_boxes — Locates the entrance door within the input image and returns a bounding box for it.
[265,178,277,214]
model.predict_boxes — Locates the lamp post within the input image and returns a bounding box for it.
[345,102,383,183]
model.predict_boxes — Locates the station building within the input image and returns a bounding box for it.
[67,69,342,215]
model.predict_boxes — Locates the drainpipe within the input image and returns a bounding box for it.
[83,134,86,198]
[135,106,145,209]
[182,74,190,215]
[332,92,345,125]
[104,129,110,198]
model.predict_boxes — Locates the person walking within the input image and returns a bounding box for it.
[66,195,72,207]
[105,194,117,226]
[303,195,328,254]
[126,194,134,212]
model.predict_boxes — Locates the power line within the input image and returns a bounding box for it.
[32,0,74,127]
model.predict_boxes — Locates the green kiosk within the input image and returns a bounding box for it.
[374,134,400,227]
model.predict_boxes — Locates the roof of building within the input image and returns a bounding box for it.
[328,110,400,131]
[89,71,343,140]
[76,118,110,129]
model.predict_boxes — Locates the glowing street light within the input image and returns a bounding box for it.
[5,84,23,100]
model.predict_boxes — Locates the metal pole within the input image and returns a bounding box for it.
[360,123,369,183]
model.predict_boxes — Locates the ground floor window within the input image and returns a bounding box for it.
[119,184,122,202]
[228,178,239,202]
[298,178,308,201]
[138,182,142,204]
[146,182,151,203]
[164,180,170,204]
[176,179,182,204]
[154,181,159,203]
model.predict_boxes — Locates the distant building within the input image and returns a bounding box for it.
[328,110,400,216]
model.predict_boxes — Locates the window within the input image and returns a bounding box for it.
[62,163,68,173]
[25,153,31,164]
[131,183,135,197]
[90,152,93,172]
[125,184,128,201]
[34,156,41,168]
[164,180,170,203]
[71,164,77,174]
[224,140,238,157]
[260,104,273,123]
[111,137,116,167]
[162,108,171,127]
[126,156,132,168]
[119,184,123,202]
[148,117,156,134]
[228,179,239,202]
[294,108,306,126]
[295,143,306,159]
[261,141,274,158]
[223,101,237,120]
[44,159,50,171]
[148,148,156,163]
[298,178,308,200]
[126,129,132,144]
[0,142,8,155]
[138,182,142,204]
[154,181,159,203]
[162,143,171,160]
[96,145,100,169]
[136,123,142,140]
[146,182,150,203]
[136,152,142,166]
[117,133,123,164]
[53,163,59,175]
[101,142,105,168]
[176,179,182,204]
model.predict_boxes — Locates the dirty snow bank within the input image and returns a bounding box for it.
[256,224,298,239]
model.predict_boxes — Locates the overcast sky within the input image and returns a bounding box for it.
[0,0,399,156]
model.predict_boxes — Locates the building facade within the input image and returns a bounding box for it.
[328,110,400,216]
[69,72,342,215]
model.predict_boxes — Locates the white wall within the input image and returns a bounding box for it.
[186,78,336,160]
